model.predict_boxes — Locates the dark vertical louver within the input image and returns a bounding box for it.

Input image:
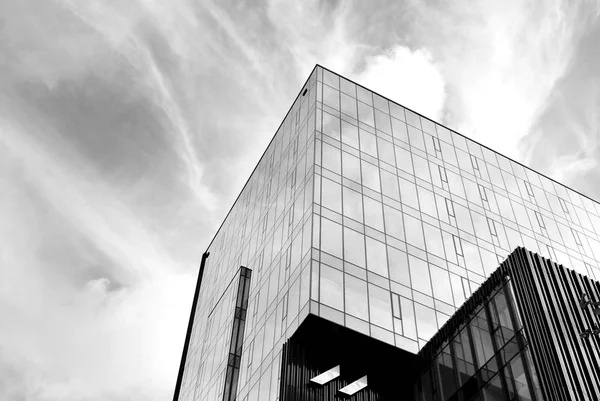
[420,247,600,401]
[507,248,600,400]
[222,267,252,401]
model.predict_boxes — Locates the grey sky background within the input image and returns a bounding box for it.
[2,0,600,400]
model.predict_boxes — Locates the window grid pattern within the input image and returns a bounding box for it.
[179,65,600,401]
[309,65,600,354]
[415,282,543,401]
[178,69,318,401]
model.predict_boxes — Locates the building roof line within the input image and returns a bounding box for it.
[315,63,600,208]
[202,65,318,253]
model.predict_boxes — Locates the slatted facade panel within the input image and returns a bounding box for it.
[420,247,600,401]
[508,249,600,400]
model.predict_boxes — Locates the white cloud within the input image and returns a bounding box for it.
[549,154,599,183]
[357,46,446,121]
[411,0,587,160]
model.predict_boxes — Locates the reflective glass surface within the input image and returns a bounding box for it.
[178,69,317,401]
[180,65,600,400]
[415,282,540,401]
[311,65,600,353]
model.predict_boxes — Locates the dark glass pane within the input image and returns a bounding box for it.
[438,346,456,400]
[422,368,435,401]
[482,374,504,401]
[470,311,495,368]
[510,355,533,401]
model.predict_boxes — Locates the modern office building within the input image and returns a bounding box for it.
[173,65,600,401]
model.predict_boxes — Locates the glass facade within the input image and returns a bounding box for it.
[176,65,600,401]
[311,65,600,355]
[414,281,543,401]
[177,68,317,401]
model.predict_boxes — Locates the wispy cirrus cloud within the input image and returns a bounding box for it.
[1,0,600,400]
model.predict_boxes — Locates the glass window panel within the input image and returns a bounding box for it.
[321,218,342,257]
[417,186,437,217]
[470,310,495,367]
[322,143,341,175]
[463,178,482,207]
[383,204,405,240]
[449,273,465,306]
[482,373,504,401]
[462,240,484,275]
[414,303,437,340]
[511,201,531,230]
[340,77,356,97]
[356,86,372,104]
[364,196,384,231]
[404,213,425,249]
[440,141,457,166]
[409,255,432,296]
[375,109,392,134]
[323,84,339,110]
[342,151,361,183]
[400,297,416,339]
[496,193,515,222]
[399,179,419,209]
[447,171,466,199]
[341,120,359,148]
[357,102,375,126]
[361,161,381,191]
[413,154,431,182]
[343,228,366,267]
[359,130,378,157]
[391,118,409,142]
[430,265,453,305]
[322,178,342,213]
[423,224,445,258]
[377,137,395,166]
[502,171,519,195]
[373,93,389,112]
[395,146,413,174]
[388,246,410,286]
[438,347,457,399]
[322,112,340,140]
[368,283,393,330]
[494,288,514,333]
[557,222,578,249]
[323,69,339,89]
[344,275,368,320]
[420,117,435,136]
[510,354,533,401]
[408,125,425,150]
[456,149,474,175]
[320,264,343,310]
[366,237,388,277]
[471,211,492,243]
[380,170,400,201]
[343,187,363,222]
[341,93,357,118]
[454,203,475,235]
[389,103,405,121]
[476,249,496,279]
[405,109,421,129]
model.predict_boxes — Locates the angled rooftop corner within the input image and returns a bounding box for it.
[175,64,600,401]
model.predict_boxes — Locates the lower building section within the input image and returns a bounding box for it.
[276,248,600,401]
[175,248,600,400]
[278,314,425,401]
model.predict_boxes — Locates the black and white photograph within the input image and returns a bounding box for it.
[3,1,600,400]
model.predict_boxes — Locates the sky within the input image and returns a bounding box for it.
[2,0,600,400]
